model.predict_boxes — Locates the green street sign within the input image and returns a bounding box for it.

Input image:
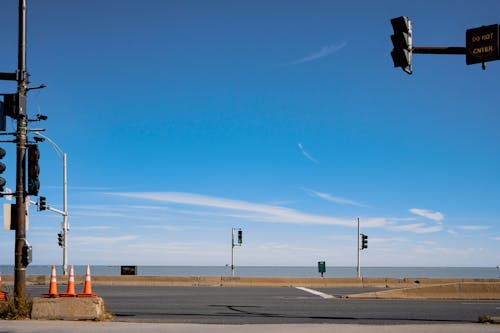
[318,261,326,274]
[466,24,500,65]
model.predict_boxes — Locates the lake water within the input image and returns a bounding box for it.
[1,265,499,278]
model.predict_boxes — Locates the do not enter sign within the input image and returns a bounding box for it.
[466,24,500,65]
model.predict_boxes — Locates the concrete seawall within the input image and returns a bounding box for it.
[345,282,500,300]
[2,275,499,288]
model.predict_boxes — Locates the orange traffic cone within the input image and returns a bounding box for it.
[0,272,7,301]
[60,265,76,297]
[78,265,97,297]
[43,265,59,298]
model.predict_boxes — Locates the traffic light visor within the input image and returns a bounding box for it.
[391,16,411,34]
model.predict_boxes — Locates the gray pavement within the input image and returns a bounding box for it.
[23,285,500,325]
[0,321,499,333]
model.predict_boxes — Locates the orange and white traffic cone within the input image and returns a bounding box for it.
[78,265,97,297]
[43,265,59,298]
[60,265,76,297]
[0,272,7,301]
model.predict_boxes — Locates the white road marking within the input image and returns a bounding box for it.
[295,287,334,299]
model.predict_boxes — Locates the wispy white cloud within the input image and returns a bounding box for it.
[304,188,367,207]
[71,226,114,231]
[389,223,443,234]
[105,192,447,235]
[291,42,347,64]
[368,237,408,244]
[108,191,395,228]
[457,225,491,231]
[491,237,500,241]
[72,235,139,244]
[142,224,200,231]
[298,143,319,164]
[409,208,444,222]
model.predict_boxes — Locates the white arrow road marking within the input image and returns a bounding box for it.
[295,287,334,299]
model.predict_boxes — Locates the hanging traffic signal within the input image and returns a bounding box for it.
[361,234,368,250]
[0,147,6,193]
[390,16,413,74]
[0,101,6,131]
[57,232,64,247]
[237,229,243,245]
[27,144,40,196]
[39,196,47,211]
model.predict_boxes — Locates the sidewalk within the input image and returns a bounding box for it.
[0,321,498,333]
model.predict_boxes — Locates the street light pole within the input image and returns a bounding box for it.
[34,131,68,276]
[62,152,67,275]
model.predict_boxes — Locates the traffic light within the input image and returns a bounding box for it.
[361,234,368,250]
[27,144,40,196]
[0,101,6,131]
[237,229,243,245]
[39,196,47,211]
[390,16,413,74]
[22,243,32,266]
[0,147,6,192]
[57,232,64,247]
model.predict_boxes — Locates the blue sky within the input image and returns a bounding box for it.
[0,0,499,267]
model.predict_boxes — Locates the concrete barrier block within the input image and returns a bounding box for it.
[31,297,109,321]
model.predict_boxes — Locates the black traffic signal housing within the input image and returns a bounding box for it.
[361,234,368,250]
[0,100,6,131]
[39,196,47,211]
[57,232,64,247]
[27,144,40,196]
[22,243,32,266]
[0,147,6,193]
[390,16,413,74]
[237,229,243,245]
[1,93,25,119]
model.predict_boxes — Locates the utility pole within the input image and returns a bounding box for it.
[0,0,44,299]
[14,0,29,299]
[33,131,69,276]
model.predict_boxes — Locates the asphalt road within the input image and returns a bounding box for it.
[26,285,500,324]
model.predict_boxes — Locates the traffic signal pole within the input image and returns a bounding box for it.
[356,218,360,278]
[231,228,235,277]
[14,0,28,299]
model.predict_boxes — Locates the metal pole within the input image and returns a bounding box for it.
[62,153,68,276]
[412,46,466,55]
[14,0,28,299]
[32,131,68,275]
[231,228,234,277]
[357,218,360,278]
